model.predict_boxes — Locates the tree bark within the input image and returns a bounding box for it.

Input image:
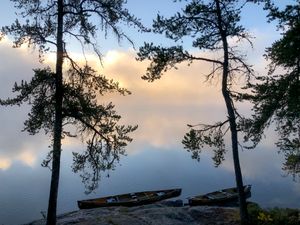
[215,0,248,224]
[46,0,64,224]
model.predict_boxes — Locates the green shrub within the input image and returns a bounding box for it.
[247,203,300,225]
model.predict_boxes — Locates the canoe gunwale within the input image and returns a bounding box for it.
[77,188,182,209]
[188,185,251,206]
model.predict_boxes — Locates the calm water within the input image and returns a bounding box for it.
[1,64,300,225]
[1,36,299,225]
[1,1,299,224]
[1,141,299,225]
[2,66,297,223]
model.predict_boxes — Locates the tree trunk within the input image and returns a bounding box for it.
[222,76,249,225]
[215,0,248,224]
[46,0,64,224]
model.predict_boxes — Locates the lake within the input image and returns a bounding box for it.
[0,35,299,225]
[1,137,299,225]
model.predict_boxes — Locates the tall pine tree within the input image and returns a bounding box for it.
[241,0,300,177]
[137,1,256,224]
[1,1,144,224]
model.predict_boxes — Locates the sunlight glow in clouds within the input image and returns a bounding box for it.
[0,30,271,170]
[17,151,37,167]
[0,157,11,170]
[103,50,124,65]
[45,49,125,67]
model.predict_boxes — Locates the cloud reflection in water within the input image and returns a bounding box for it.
[0,42,299,225]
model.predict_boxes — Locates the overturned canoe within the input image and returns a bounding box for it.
[78,188,182,209]
[188,185,251,206]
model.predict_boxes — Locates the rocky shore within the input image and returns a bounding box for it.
[25,202,240,225]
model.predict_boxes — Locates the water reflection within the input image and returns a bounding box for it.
[0,44,299,225]
[1,144,299,225]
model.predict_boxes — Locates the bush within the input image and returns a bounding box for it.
[247,202,300,225]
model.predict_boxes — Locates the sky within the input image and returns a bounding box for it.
[0,0,285,170]
[0,1,299,224]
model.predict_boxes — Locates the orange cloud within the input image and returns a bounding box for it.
[17,150,37,167]
[0,38,265,168]
[0,157,11,170]
[91,50,231,153]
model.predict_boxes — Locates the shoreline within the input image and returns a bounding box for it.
[24,202,240,225]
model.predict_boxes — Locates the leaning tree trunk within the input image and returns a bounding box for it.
[221,63,249,225]
[46,0,64,224]
[215,0,248,224]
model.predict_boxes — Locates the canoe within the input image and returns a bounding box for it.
[78,188,182,209]
[188,185,251,206]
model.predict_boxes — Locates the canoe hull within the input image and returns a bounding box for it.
[78,188,182,209]
[189,185,251,206]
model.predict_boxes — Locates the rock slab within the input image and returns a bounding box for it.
[25,203,240,225]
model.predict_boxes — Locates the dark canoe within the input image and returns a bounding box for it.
[78,188,182,209]
[188,185,251,206]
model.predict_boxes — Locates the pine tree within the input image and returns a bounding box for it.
[1,1,144,224]
[241,0,300,178]
[137,1,256,224]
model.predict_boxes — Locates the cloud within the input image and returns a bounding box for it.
[0,157,11,170]
[0,35,270,169]
[0,39,49,169]
[17,150,37,167]
[44,48,230,153]
[94,50,230,152]
[0,43,226,168]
